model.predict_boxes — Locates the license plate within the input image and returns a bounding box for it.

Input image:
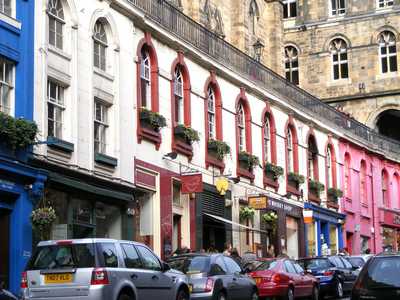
[255,278,261,284]
[44,273,73,284]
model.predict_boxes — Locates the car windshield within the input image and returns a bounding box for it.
[348,257,365,268]
[298,258,331,270]
[27,244,95,270]
[254,260,277,271]
[363,257,400,289]
[168,256,210,274]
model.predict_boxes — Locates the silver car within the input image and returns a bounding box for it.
[21,239,190,300]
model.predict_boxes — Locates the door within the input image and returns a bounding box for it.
[0,209,9,289]
[172,215,181,253]
[284,260,304,298]
[223,256,252,300]
[294,262,313,296]
[136,245,174,299]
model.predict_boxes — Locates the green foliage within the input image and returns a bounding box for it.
[262,211,278,223]
[208,139,231,160]
[238,151,259,169]
[240,206,256,222]
[31,206,57,241]
[288,172,305,185]
[174,124,200,144]
[0,112,38,149]
[327,187,343,201]
[309,179,325,197]
[140,107,167,131]
[264,162,284,180]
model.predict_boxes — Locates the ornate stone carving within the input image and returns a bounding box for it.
[200,0,225,38]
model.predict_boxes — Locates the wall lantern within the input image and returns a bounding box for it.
[253,39,265,62]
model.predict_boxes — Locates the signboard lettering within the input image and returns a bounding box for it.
[248,196,267,209]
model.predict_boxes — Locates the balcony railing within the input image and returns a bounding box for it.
[126,0,400,157]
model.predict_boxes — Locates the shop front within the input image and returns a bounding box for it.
[380,208,400,252]
[304,203,345,257]
[260,197,305,259]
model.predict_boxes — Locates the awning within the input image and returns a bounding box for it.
[204,213,267,234]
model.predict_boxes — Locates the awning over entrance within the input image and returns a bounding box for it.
[204,213,267,234]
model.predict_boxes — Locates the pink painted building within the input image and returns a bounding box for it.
[340,139,400,255]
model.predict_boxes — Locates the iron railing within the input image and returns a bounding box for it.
[126,0,400,157]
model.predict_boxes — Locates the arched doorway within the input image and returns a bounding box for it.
[376,109,400,142]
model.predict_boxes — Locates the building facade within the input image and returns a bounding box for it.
[0,0,47,294]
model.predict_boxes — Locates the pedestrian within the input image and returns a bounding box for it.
[230,248,242,266]
[266,244,275,258]
[207,244,217,253]
[223,242,232,256]
[365,248,371,254]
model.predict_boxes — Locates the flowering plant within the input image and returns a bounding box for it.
[31,207,57,240]
[262,211,278,233]
[240,206,256,222]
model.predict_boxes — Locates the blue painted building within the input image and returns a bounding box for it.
[0,0,47,294]
[304,203,346,257]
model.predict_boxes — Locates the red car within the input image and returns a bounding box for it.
[248,258,319,300]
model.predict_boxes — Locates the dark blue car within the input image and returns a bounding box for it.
[298,256,357,299]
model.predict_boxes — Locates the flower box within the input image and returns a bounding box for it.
[139,108,166,132]
[238,151,259,171]
[207,139,230,161]
[287,172,305,191]
[174,124,200,145]
[264,162,284,181]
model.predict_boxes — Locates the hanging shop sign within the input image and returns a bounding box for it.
[248,195,268,209]
[181,173,203,194]
[303,209,313,224]
[215,177,229,195]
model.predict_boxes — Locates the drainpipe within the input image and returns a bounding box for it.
[371,163,377,253]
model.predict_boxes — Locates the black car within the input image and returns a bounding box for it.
[167,253,258,300]
[351,252,400,300]
[298,256,357,299]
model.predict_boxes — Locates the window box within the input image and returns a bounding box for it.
[207,139,230,161]
[327,187,343,202]
[327,200,339,210]
[287,172,304,189]
[174,124,200,145]
[47,136,74,153]
[94,152,118,167]
[264,162,283,189]
[308,179,324,204]
[237,151,258,181]
[139,108,166,132]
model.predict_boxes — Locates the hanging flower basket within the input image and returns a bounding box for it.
[262,211,278,232]
[207,139,231,160]
[264,162,284,181]
[239,206,255,222]
[139,107,167,132]
[31,206,57,241]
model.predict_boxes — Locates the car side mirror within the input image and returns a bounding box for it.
[162,262,171,272]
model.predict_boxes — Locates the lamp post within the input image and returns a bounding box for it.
[253,39,265,62]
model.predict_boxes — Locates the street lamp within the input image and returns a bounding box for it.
[253,39,264,62]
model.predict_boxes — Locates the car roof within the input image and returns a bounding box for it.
[36,238,147,247]
[298,256,330,260]
[168,253,219,259]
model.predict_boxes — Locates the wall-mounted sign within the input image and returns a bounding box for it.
[303,209,313,224]
[216,177,229,195]
[181,173,203,194]
[248,196,268,209]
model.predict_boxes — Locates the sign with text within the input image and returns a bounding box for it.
[248,196,268,209]
[181,173,203,194]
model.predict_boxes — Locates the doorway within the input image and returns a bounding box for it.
[172,215,182,253]
[203,215,226,252]
[0,209,10,289]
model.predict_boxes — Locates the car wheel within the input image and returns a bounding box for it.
[118,294,132,300]
[176,289,189,300]
[335,280,344,298]
[250,290,259,300]
[284,287,294,300]
[311,285,319,300]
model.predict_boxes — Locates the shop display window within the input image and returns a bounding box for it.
[361,236,370,253]
[329,225,338,255]
[307,222,317,256]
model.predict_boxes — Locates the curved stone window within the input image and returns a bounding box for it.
[93,21,108,71]
[378,31,397,74]
[48,0,65,49]
[285,46,299,85]
[329,38,349,80]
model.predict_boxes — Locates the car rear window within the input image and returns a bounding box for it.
[348,257,365,268]
[168,256,210,274]
[362,257,400,289]
[27,244,95,270]
[299,258,332,270]
[254,260,277,271]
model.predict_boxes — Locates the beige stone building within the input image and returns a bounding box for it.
[179,0,400,142]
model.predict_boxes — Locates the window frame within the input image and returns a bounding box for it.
[93,21,108,72]
[94,99,109,155]
[307,134,319,181]
[344,153,351,199]
[140,49,151,110]
[283,0,297,19]
[47,0,65,50]
[284,45,299,85]
[174,67,184,125]
[378,31,398,74]
[331,0,346,16]
[360,160,367,204]
[382,169,389,207]
[0,57,14,115]
[207,86,216,140]
[377,0,394,9]
[47,80,65,139]
[237,103,246,153]
[0,0,12,17]
[330,38,349,80]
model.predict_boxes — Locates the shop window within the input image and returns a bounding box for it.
[360,160,367,204]
[93,20,108,71]
[173,181,182,206]
[95,202,121,238]
[0,57,14,115]
[136,245,162,271]
[284,46,299,85]
[286,216,299,259]
[329,225,338,255]
[0,0,11,16]
[382,227,396,252]
[344,153,351,199]
[47,80,65,139]
[47,0,64,50]
[360,236,369,254]
[378,31,397,74]
[307,222,317,256]
[331,0,346,16]
[133,193,154,249]
[94,99,109,154]
[283,0,297,18]
[382,169,389,207]
[378,0,394,8]
[330,38,349,80]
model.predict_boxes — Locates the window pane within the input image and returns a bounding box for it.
[333,65,340,80]
[382,57,388,73]
[283,5,288,18]
[136,246,161,271]
[121,244,142,269]
[333,54,338,62]
[285,71,291,81]
[381,47,387,55]
[49,18,56,46]
[341,63,349,78]
[293,70,299,85]
[99,243,118,268]
[340,52,347,61]
[389,55,398,72]
[290,2,297,17]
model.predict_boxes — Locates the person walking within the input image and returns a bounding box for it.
[230,248,242,266]
[223,242,232,256]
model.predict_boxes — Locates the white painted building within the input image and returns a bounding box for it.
[32,0,346,259]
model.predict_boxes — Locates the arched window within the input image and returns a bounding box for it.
[326,147,333,188]
[174,67,184,124]
[378,31,397,74]
[207,87,216,139]
[344,153,351,198]
[330,38,349,80]
[360,160,367,204]
[307,134,319,181]
[93,20,108,71]
[285,46,299,85]
[249,0,259,35]
[238,103,246,152]
[331,0,346,16]
[286,125,298,173]
[393,173,400,209]
[48,0,64,49]
[140,49,151,109]
[263,116,271,163]
[382,169,389,207]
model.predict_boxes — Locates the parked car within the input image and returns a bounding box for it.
[345,255,372,270]
[21,239,190,300]
[167,253,258,300]
[248,258,319,300]
[351,252,400,300]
